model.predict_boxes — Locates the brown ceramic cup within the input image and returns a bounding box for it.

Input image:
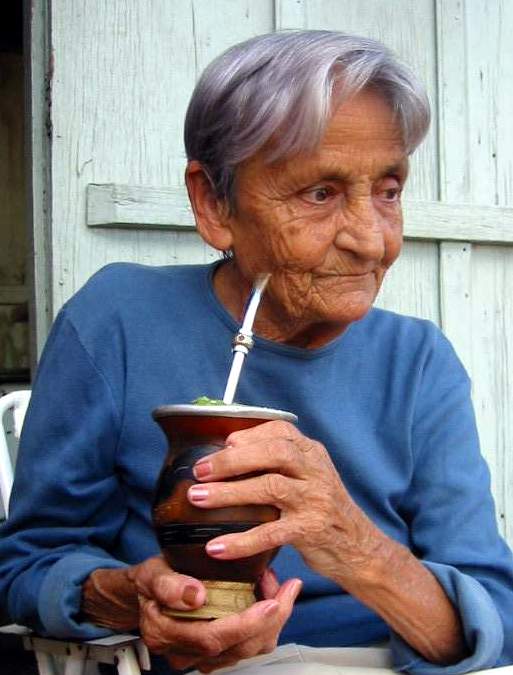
[152,404,298,619]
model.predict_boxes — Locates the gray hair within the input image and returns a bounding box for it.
[184,30,430,207]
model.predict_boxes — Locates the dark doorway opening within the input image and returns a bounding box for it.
[0,3,31,390]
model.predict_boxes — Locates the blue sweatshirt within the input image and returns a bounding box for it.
[1,262,513,674]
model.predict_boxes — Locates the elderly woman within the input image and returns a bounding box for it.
[1,30,513,675]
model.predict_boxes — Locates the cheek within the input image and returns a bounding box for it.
[382,220,403,267]
[272,214,337,268]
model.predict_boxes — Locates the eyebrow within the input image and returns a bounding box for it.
[317,160,409,182]
[380,162,409,178]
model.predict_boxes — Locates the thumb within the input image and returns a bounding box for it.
[128,556,206,610]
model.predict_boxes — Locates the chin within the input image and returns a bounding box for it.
[321,293,376,326]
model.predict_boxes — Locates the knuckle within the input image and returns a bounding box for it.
[225,430,243,446]
[263,473,290,502]
[272,420,297,436]
[259,522,283,549]
[302,438,322,455]
[262,639,277,654]
[198,634,222,657]
[237,642,257,659]
[153,574,177,602]
[142,632,165,654]
[269,437,296,467]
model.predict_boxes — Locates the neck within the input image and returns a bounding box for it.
[212,260,348,349]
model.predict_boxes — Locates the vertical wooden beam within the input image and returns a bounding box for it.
[274,0,307,30]
[439,242,473,372]
[25,0,53,365]
[435,0,474,377]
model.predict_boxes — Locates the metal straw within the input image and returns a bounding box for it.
[222,273,271,404]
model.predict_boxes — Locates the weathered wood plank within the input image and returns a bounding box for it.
[470,246,513,540]
[86,184,194,230]
[439,243,473,376]
[436,0,513,542]
[86,184,513,244]
[27,0,52,363]
[50,0,274,310]
[274,0,307,30]
[403,202,513,244]
[375,241,440,324]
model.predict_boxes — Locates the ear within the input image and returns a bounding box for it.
[185,161,234,251]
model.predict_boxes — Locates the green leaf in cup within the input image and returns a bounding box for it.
[191,396,227,406]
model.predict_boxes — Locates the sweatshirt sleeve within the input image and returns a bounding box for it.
[390,329,513,673]
[0,309,129,639]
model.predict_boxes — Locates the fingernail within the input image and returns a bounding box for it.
[182,585,200,607]
[188,485,209,502]
[206,542,225,556]
[262,600,279,616]
[193,460,213,479]
[291,580,303,598]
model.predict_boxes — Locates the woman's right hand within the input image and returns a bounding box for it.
[128,556,301,673]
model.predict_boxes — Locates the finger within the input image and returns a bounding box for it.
[140,599,222,656]
[227,420,300,446]
[165,652,201,670]
[193,431,316,482]
[258,568,280,600]
[132,556,206,610]
[199,598,280,654]
[206,520,293,560]
[188,472,302,510]
[274,577,303,609]
[195,579,302,673]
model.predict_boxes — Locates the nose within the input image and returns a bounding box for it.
[334,197,387,263]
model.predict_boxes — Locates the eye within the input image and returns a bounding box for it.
[376,178,402,203]
[383,187,401,201]
[300,185,337,205]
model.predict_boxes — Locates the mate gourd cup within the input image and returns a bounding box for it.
[152,404,297,619]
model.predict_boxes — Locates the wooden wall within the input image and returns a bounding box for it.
[37,1,513,541]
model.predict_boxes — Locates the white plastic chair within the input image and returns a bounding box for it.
[0,390,150,675]
[0,389,31,517]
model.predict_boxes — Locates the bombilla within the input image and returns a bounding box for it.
[222,273,271,404]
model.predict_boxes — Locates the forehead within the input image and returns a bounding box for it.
[322,89,404,155]
[238,89,407,188]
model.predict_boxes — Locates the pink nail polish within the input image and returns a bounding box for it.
[193,461,213,479]
[206,542,225,555]
[188,486,209,501]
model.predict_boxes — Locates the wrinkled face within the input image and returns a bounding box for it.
[224,89,408,343]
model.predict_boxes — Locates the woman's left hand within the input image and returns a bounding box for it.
[188,421,386,584]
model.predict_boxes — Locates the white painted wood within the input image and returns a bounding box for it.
[436,0,513,203]
[375,241,439,324]
[403,202,513,245]
[436,1,513,542]
[274,0,307,30]
[439,243,473,376]
[26,0,52,363]
[86,184,194,230]
[469,246,513,539]
[49,0,274,309]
